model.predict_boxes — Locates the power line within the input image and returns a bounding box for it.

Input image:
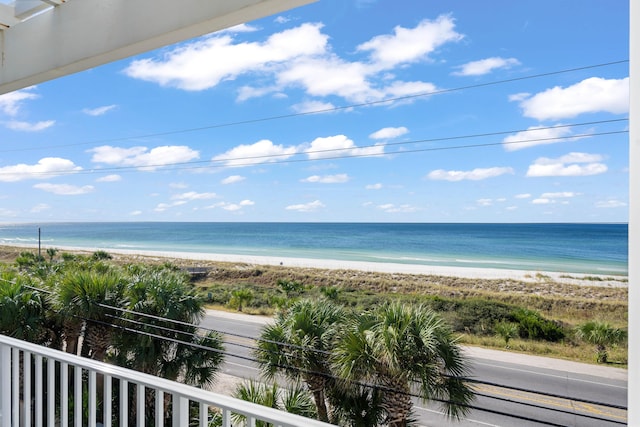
[4,278,627,425]
[0,122,628,178]
[0,60,628,154]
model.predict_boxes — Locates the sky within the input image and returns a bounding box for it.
[0,0,630,223]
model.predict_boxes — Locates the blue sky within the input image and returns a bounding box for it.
[0,0,629,223]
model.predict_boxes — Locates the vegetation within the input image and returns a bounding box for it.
[255,299,345,422]
[0,249,224,423]
[575,320,627,363]
[253,300,474,426]
[0,246,629,424]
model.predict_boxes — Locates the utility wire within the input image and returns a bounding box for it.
[0,60,628,154]
[0,124,628,178]
[9,278,628,421]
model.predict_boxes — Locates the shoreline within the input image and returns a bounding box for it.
[2,244,628,288]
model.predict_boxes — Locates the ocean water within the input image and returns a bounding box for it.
[0,222,628,276]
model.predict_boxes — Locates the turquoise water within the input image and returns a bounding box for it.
[0,222,628,275]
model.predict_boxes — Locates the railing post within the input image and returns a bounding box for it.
[47,358,55,427]
[104,375,111,427]
[11,348,19,427]
[156,390,164,427]
[34,355,42,427]
[88,371,96,427]
[74,366,82,427]
[119,379,128,426]
[60,362,68,427]
[0,344,11,427]
[137,384,145,427]
[173,394,188,426]
[23,352,30,427]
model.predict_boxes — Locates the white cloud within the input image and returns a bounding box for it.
[532,198,552,204]
[305,135,384,160]
[285,200,325,212]
[171,191,217,201]
[526,152,607,177]
[218,23,259,34]
[213,139,297,167]
[130,210,143,216]
[5,120,55,132]
[369,126,408,140]
[0,157,82,182]
[96,174,122,182]
[124,23,328,91]
[377,203,418,213]
[33,183,94,195]
[154,200,188,212]
[221,175,246,184]
[595,199,627,208]
[83,105,117,116]
[477,198,493,206]
[453,57,520,76]
[427,166,514,181]
[169,182,189,189]
[531,192,579,205]
[515,193,531,199]
[366,183,383,190]
[502,125,583,151]
[223,199,255,211]
[357,15,463,69]
[516,77,629,120]
[0,208,18,218]
[291,100,337,114]
[277,56,380,102]
[301,174,349,184]
[0,87,38,116]
[89,145,199,170]
[540,191,580,198]
[124,20,451,106]
[30,203,51,213]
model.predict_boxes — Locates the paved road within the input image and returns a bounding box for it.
[201,310,627,427]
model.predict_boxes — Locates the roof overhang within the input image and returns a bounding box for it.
[0,0,316,94]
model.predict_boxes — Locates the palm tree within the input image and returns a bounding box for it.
[229,288,254,312]
[0,270,50,344]
[109,266,224,423]
[495,321,519,348]
[333,302,474,426]
[575,320,627,363]
[46,247,58,264]
[52,267,126,360]
[232,380,316,426]
[254,299,345,423]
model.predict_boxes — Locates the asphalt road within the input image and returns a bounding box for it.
[200,310,627,427]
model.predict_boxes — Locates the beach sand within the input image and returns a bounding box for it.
[2,244,626,288]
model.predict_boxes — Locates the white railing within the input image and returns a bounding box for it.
[0,334,334,427]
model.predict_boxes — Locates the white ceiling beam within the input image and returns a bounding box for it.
[0,4,20,28]
[0,0,316,95]
[15,0,53,20]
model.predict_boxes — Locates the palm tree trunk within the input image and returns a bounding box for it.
[63,319,83,355]
[380,375,413,427]
[306,374,329,422]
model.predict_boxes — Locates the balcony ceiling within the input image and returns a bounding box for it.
[0,0,315,95]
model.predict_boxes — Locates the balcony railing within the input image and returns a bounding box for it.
[0,334,334,427]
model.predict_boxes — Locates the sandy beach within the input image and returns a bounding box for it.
[3,244,627,288]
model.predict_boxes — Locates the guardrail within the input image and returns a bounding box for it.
[0,334,334,427]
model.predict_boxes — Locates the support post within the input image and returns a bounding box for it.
[628,0,638,424]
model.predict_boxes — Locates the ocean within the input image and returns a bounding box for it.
[0,222,628,276]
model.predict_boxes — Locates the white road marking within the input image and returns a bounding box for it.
[475,361,627,389]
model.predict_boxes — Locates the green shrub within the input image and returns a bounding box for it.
[512,308,565,342]
[92,250,112,260]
